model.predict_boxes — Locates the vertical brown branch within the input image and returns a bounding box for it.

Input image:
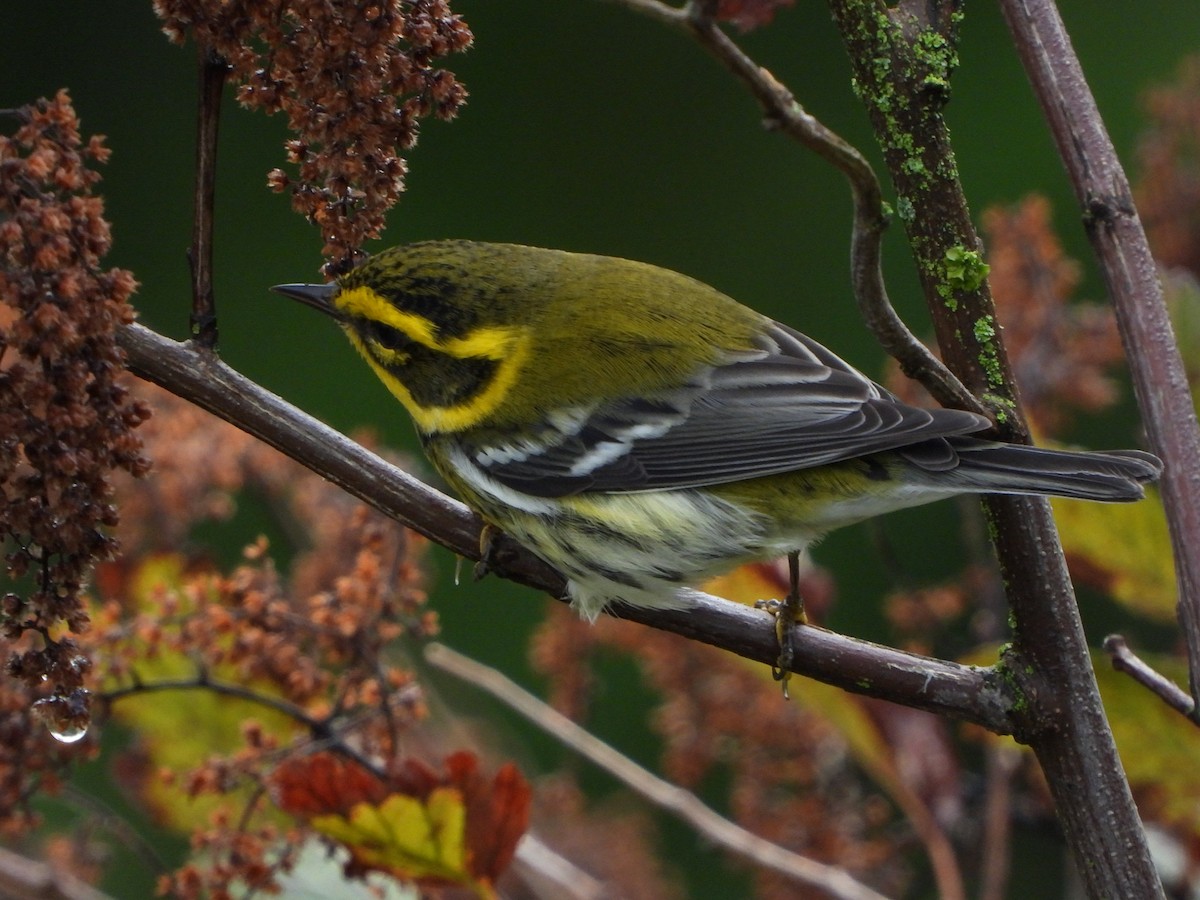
[189,47,226,349]
[682,8,980,413]
[998,0,1200,721]
[825,2,1164,897]
[828,0,1022,431]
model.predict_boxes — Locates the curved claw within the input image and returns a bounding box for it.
[756,551,808,700]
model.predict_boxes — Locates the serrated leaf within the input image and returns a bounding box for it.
[275,752,389,817]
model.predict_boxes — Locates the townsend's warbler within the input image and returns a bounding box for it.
[274,240,1162,622]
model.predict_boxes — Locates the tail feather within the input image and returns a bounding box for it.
[912,440,1163,502]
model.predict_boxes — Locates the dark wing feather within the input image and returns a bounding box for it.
[468,322,990,497]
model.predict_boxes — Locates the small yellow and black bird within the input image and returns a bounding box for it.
[274,240,1162,623]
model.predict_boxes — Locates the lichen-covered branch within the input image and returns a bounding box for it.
[824,2,1163,897]
[827,1,1018,428]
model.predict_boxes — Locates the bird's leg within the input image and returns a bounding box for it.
[756,550,807,699]
[473,523,501,581]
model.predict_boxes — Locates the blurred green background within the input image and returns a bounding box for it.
[6,2,1197,897]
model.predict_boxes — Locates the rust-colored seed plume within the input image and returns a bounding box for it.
[0,89,148,801]
[153,0,473,276]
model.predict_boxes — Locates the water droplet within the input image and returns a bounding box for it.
[32,689,91,745]
[454,556,463,586]
[49,723,88,744]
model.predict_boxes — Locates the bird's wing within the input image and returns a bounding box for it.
[465,322,990,497]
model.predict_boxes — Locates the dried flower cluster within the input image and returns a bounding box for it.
[153,0,473,275]
[89,383,443,896]
[1136,55,1200,278]
[0,90,148,756]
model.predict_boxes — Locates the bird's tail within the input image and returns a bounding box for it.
[914,440,1163,502]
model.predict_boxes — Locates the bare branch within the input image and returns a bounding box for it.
[101,673,398,777]
[511,834,611,900]
[426,642,890,900]
[188,47,226,349]
[608,0,982,415]
[116,321,1014,733]
[824,2,1163,897]
[1104,635,1198,722]
[998,0,1200,721]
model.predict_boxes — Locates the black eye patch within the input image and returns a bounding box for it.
[363,319,416,353]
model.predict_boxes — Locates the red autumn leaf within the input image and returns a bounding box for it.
[274,750,530,889]
[445,751,532,882]
[272,753,389,817]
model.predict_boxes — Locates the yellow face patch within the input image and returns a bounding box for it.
[335,285,531,433]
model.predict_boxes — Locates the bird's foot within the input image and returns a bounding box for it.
[473,523,501,581]
[753,551,807,699]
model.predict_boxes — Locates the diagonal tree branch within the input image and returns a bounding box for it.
[1104,635,1197,720]
[117,321,1014,733]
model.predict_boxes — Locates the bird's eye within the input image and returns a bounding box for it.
[364,320,414,353]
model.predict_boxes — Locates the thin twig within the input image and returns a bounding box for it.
[188,47,226,349]
[511,833,610,900]
[0,845,115,900]
[607,0,981,414]
[100,674,386,776]
[999,0,1200,720]
[60,784,172,876]
[103,675,326,729]
[977,744,1020,900]
[117,321,1014,734]
[1104,635,1197,722]
[425,642,890,900]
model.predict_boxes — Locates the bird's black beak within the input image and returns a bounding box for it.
[271,282,342,320]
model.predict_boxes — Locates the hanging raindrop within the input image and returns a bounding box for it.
[48,722,88,744]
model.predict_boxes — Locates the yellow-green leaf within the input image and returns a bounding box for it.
[1095,653,1200,832]
[312,788,469,885]
[1052,492,1176,622]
